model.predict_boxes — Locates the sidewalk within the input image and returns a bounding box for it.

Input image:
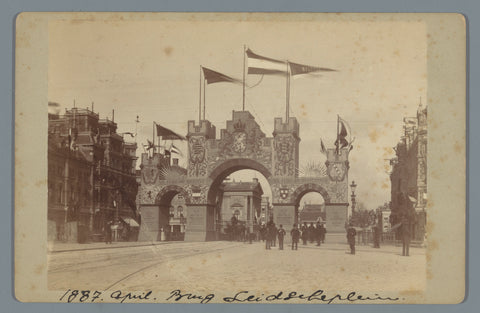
[48,240,173,253]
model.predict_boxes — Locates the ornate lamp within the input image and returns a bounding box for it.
[350,180,357,214]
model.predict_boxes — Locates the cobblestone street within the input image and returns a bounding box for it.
[48,240,426,303]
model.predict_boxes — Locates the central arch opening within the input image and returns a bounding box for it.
[207,159,273,242]
[296,192,326,244]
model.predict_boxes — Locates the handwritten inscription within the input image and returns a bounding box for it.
[167,289,215,304]
[59,289,154,303]
[59,289,400,304]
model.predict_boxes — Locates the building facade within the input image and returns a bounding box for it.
[299,203,326,225]
[48,106,138,242]
[220,178,263,232]
[389,103,428,242]
[259,196,272,225]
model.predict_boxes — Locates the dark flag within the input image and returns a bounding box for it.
[320,139,327,155]
[335,121,349,150]
[146,139,155,151]
[246,48,287,75]
[155,123,186,140]
[289,61,336,76]
[202,67,243,85]
[335,116,351,152]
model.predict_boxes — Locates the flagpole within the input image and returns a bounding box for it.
[152,121,155,157]
[336,115,339,154]
[286,61,290,121]
[199,66,202,123]
[203,77,206,121]
[243,45,246,111]
[135,115,139,145]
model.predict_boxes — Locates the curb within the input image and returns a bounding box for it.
[48,241,175,253]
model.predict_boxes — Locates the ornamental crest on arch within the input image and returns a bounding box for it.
[327,162,347,182]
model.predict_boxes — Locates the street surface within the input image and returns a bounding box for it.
[48,240,426,301]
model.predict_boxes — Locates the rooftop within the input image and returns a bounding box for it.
[223,180,263,194]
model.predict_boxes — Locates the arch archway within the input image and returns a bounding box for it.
[202,158,273,241]
[291,183,331,205]
[153,185,190,241]
[156,185,191,206]
[207,158,272,204]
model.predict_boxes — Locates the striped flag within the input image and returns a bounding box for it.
[246,48,287,75]
[289,61,336,76]
[170,143,183,157]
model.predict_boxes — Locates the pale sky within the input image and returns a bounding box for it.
[48,16,427,210]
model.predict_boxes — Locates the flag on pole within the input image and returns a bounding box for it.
[155,123,186,140]
[202,67,243,85]
[146,139,155,151]
[320,139,327,155]
[246,48,287,75]
[170,143,183,157]
[289,61,336,76]
[339,116,352,143]
[335,116,351,151]
[403,117,417,125]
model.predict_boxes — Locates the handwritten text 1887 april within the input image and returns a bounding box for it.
[59,289,400,304]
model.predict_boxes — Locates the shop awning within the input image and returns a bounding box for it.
[121,217,140,227]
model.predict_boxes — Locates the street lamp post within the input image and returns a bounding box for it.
[350,180,357,215]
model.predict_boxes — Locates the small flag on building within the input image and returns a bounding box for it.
[320,139,327,155]
[155,123,186,140]
[335,116,352,153]
[170,143,183,157]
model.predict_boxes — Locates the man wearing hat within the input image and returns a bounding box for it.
[290,224,300,250]
[346,223,357,255]
[277,224,286,250]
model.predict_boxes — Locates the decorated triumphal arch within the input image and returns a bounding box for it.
[137,111,350,241]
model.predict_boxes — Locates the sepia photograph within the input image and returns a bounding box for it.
[15,12,466,304]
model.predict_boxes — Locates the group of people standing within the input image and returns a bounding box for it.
[300,222,327,246]
[263,220,327,251]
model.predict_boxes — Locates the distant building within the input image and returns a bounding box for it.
[48,106,138,242]
[220,178,263,232]
[299,203,326,225]
[260,196,272,225]
[389,103,427,242]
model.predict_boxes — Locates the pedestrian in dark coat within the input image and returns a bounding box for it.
[346,223,357,254]
[373,224,381,248]
[301,223,308,245]
[265,225,272,250]
[308,223,315,243]
[319,224,326,243]
[271,224,277,247]
[315,222,322,246]
[401,217,411,256]
[260,224,266,242]
[291,224,300,250]
[104,221,112,244]
[265,220,275,250]
[277,225,286,250]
